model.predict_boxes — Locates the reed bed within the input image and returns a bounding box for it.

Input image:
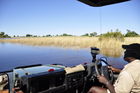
[0,37,140,57]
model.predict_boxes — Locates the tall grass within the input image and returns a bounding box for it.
[0,37,140,57]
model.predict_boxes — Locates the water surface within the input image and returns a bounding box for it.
[0,43,127,72]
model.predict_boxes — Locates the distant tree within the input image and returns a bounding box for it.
[33,35,37,37]
[4,34,10,38]
[125,29,139,37]
[61,33,73,36]
[0,32,11,38]
[26,34,32,37]
[46,34,52,37]
[81,33,89,36]
[0,32,5,36]
[90,32,97,37]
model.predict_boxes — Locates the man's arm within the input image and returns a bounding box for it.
[108,66,121,73]
[98,71,134,93]
[105,81,115,93]
[97,75,116,93]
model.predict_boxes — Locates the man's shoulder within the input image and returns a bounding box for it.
[125,60,140,68]
[122,60,140,77]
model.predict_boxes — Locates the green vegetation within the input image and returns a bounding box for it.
[26,34,33,37]
[1,29,138,38]
[99,29,124,41]
[98,29,140,41]
[0,32,11,38]
[81,32,97,37]
[81,33,89,36]
[60,33,73,36]
[125,29,139,37]
[25,33,73,37]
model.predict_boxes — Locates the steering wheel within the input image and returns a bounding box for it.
[94,58,114,84]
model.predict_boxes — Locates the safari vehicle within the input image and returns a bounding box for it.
[0,47,118,93]
[0,0,130,93]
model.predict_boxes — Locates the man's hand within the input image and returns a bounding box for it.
[97,75,116,93]
[108,66,121,73]
[97,75,108,85]
[12,88,24,93]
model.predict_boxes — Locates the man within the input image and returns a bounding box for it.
[88,43,140,93]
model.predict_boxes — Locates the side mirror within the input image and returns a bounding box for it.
[0,73,9,93]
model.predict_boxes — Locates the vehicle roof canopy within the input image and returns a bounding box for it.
[78,0,130,7]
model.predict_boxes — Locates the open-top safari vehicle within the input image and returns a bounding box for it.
[0,0,130,93]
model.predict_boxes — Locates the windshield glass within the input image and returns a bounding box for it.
[0,0,140,71]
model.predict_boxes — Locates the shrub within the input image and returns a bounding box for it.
[125,30,139,37]
[0,32,11,38]
[99,29,124,41]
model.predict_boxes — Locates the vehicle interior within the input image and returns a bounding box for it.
[0,0,130,93]
[0,47,120,93]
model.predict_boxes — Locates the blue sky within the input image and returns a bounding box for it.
[0,0,140,36]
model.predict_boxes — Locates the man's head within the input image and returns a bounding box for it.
[122,43,140,62]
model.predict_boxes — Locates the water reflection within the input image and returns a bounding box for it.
[0,43,127,72]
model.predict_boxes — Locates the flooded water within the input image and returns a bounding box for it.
[0,43,127,72]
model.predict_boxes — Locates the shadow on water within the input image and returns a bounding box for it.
[0,43,127,72]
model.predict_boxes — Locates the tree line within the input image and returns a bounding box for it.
[0,32,11,38]
[0,29,139,38]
